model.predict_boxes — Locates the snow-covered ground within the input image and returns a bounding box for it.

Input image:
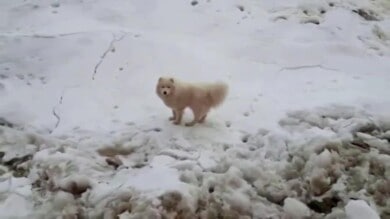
[0,0,390,218]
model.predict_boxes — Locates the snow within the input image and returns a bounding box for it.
[0,0,390,218]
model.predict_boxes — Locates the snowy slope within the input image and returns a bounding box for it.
[0,0,389,218]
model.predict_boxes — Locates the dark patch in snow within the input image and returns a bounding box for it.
[241,134,249,143]
[16,74,24,80]
[160,191,182,211]
[307,196,341,213]
[106,157,122,169]
[97,146,135,157]
[274,16,288,22]
[279,64,339,72]
[237,5,245,12]
[50,2,60,8]
[3,154,32,168]
[350,140,370,151]
[59,177,91,197]
[303,18,320,25]
[0,118,14,128]
[352,9,380,21]
[191,1,198,6]
[132,163,147,169]
[1,154,33,178]
[153,127,162,132]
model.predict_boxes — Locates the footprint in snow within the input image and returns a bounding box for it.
[50,2,60,8]
[237,5,245,12]
[225,121,231,128]
[241,134,250,143]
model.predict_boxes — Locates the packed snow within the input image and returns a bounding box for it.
[0,0,390,218]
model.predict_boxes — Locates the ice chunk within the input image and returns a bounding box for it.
[345,200,380,219]
[283,197,311,219]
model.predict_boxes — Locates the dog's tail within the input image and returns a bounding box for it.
[208,82,229,108]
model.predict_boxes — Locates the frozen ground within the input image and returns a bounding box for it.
[0,0,390,218]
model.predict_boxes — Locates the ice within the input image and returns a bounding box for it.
[345,200,380,219]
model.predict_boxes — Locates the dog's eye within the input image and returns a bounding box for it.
[167,86,170,89]
[161,86,165,88]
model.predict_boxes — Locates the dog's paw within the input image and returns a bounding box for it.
[185,122,195,127]
[173,121,181,125]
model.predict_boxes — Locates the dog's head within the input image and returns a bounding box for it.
[156,77,175,98]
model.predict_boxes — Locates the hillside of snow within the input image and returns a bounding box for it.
[0,0,390,218]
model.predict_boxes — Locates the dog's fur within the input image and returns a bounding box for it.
[156,77,228,126]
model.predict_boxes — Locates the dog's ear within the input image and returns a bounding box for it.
[170,78,174,83]
[158,77,163,82]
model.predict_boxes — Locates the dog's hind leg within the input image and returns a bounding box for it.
[186,107,207,126]
[198,113,207,123]
[169,110,176,121]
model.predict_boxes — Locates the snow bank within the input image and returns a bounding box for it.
[1,105,389,218]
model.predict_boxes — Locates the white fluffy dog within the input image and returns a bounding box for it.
[156,77,228,126]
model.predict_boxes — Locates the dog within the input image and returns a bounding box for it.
[156,77,228,126]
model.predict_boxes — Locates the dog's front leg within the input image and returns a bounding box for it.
[173,109,183,125]
[169,109,176,121]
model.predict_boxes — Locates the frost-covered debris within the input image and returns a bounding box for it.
[1,106,389,218]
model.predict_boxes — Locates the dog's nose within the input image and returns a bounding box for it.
[163,91,167,95]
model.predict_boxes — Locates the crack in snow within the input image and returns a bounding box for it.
[0,30,131,39]
[278,64,339,72]
[50,108,61,134]
[50,85,80,134]
[0,32,92,39]
[92,33,127,80]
